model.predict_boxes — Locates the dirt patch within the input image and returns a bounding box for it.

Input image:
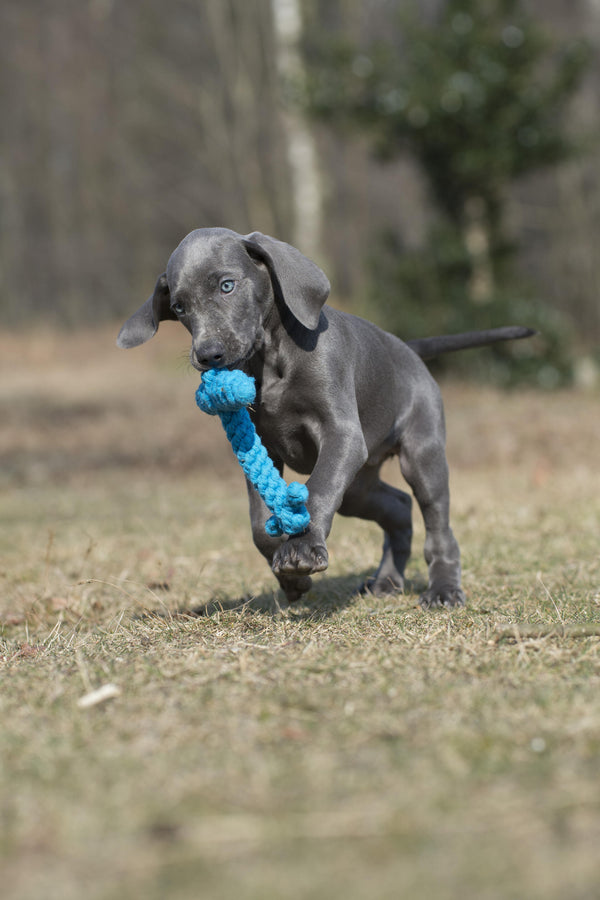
[0,327,237,484]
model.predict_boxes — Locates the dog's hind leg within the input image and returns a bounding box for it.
[339,466,413,595]
[398,407,465,609]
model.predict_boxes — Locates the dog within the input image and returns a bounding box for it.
[117,228,533,608]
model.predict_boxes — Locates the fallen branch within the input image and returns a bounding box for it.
[494,624,600,643]
[77,683,121,709]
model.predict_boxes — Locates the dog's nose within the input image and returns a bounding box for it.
[194,342,226,368]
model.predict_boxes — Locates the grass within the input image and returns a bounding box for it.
[1,327,599,899]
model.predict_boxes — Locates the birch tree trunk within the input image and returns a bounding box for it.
[463,196,494,305]
[271,0,323,259]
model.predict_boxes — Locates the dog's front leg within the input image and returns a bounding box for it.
[272,428,368,579]
[246,477,313,604]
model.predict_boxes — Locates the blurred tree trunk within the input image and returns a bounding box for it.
[271,0,323,258]
[462,197,495,305]
[202,1,284,234]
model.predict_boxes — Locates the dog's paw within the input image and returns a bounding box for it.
[360,574,404,596]
[272,535,328,576]
[419,584,466,610]
[278,574,313,603]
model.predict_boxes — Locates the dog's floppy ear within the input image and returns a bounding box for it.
[242,232,330,331]
[116,273,177,349]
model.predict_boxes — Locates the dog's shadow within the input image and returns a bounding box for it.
[177,571,426,622]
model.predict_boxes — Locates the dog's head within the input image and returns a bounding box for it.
[117,228,330,371]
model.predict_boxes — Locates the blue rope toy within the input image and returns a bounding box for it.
[196,369,310,537]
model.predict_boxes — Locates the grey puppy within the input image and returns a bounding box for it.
[118,228,532,609]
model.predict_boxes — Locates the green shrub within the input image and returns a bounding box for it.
[366,226,575,387]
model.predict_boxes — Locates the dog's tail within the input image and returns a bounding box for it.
[406,326,536,360]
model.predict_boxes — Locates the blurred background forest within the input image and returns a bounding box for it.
[2,0,600,385]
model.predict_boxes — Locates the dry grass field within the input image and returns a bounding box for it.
[1,327,599,900]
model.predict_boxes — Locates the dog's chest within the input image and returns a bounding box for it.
[251,376,318,474]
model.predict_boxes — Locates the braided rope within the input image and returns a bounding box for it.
[196,369,310,537]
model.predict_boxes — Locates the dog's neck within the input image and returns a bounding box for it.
[243,315,286,391]
[244,303,328,394]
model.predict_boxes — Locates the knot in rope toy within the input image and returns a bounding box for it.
[196,369,310,537]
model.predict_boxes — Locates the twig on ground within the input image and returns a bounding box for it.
[494,624,600,643]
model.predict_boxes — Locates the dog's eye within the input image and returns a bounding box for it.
[220,279,236,295]
[172,302,186,316]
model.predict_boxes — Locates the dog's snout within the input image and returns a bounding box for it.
[194,341,226,368]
